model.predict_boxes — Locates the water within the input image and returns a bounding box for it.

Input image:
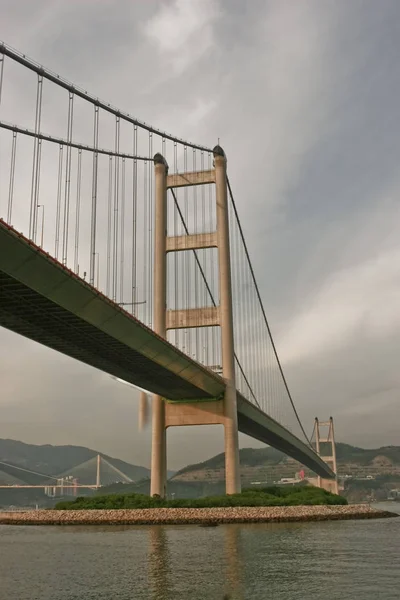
[0,505,398,600]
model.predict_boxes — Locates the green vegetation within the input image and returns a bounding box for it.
[55,485,347,510]
[92,478,227,500]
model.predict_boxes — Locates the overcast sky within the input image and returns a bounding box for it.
[1,0,400,471]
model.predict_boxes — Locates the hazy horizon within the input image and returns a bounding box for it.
[1,433,398,474]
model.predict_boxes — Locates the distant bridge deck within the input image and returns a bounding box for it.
[0,219,334,479]
[0,485,98,489]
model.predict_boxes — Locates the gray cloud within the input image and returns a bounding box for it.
[1,0,399,470]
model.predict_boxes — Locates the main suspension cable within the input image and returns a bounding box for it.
[0,41,211,152]
[227,176,311,445]
[0,121,152,160]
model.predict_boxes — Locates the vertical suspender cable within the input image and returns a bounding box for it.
[62,92,74,265]
[259,302,269,413]
[131,126,138,314]
[112,116,120,301]
[30,74,43,241]
[143,157,148,323]
[253,274,262,407]
[169,184,260,407]
[230,204,238,382]
[193,149,200,360]
[201,150,206,365]
[0,53,5,219]
[248,272,256,398]
[184,146,189,355]
[7,131,17,224]
[208,152,216,368]
[89,104,99,283]
[148,132,153,327]
[120,157,126,303]
[74,149,82,273]
[173,142,179,349]
[237,217,244,391]
[55,144,64,258]
[106,156,113,296]
[0,53,4,106]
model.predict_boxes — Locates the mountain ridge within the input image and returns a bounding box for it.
[172,443,400,482]
[0,438,150,483]
[1,439,399,487]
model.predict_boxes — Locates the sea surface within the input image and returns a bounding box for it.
[0,503,398,600]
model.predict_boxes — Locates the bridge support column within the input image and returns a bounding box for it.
[151,146,241,497]
[214,146,241,495]
[150,153,168,498]
[314,417,339,495]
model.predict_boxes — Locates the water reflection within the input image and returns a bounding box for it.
[223,525,244,599]
[1,518,399,599]
[147,524,244,600]
[148,526,172,599]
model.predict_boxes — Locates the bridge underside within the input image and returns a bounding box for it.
[0,220,224,401]
[0,220,334,480]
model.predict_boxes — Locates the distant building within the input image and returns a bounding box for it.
[388,489,400,500]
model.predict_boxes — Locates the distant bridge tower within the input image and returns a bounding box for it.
[96,454,101,489]
[314,417,339,495]
[150,146,240,498]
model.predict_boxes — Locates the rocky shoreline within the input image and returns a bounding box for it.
[0,504,398,526]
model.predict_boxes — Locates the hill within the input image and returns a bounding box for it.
[0,469,25,486]
[175,446,286,477]
[0,438,150,483]
[172,443,400,484]
[335,443,400,465]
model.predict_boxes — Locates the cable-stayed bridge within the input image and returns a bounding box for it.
[0,42,334,496]
[0,455,132,492]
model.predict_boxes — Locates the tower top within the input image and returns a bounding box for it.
[153,153,168,170]
[213,145,225,158]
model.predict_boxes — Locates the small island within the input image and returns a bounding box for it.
[0,486,398,526]
[55,485,347,510]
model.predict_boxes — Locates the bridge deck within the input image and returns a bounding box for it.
[236,395,333,478]
[0,220,334,479]
[0,220,224,401]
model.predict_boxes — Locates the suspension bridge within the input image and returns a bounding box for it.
[0,42,334,497]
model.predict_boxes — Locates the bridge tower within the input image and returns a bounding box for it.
[138,391,150,432]
[314,417,339,495]
[96,454,101,489]
[150,146,241,497]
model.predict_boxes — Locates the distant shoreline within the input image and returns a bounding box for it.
[0,504,398,526]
